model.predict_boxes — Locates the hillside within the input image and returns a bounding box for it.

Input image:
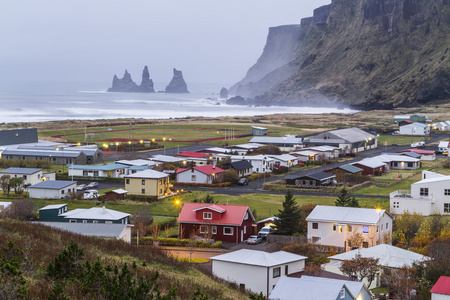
[232,0,450,109]
[0,219,247,299]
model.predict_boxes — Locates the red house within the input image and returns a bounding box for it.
[177,202,254,243]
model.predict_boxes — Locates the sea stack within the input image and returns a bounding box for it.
[165,68,189,93]
[138,66,155,92]
[220,87,228,99]
[107,66,155,93]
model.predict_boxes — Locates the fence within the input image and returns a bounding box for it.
[267,235,307,244]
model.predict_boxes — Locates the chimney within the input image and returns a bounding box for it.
[102,206,106,214]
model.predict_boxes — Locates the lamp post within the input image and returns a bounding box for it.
[175,199,181,237]
[376,208,381,245]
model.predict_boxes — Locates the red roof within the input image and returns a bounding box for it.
[400,149,435,155]
[177,151,211,158]
[175,168,188,174]
[178,202,253,226]
[176,165,225,175]
[431,276,450,295]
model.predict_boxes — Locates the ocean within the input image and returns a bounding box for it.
[0,81,358,123]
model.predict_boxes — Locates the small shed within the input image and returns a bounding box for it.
[39,204,68,221]
[430,276,450,299]
[99,189,128,201]
[251,126,268,136]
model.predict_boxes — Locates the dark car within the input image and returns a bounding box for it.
[87,182,99,189]
[247,235,263,245]
[237,178,249,186]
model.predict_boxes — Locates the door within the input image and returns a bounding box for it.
[241,230,243,242]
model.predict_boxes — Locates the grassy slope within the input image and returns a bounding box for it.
[0,218,247,299]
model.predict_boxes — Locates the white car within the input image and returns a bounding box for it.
[83,189,99,200]
[258,226,276,237]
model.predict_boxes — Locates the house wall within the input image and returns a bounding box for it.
[352,163,385,176]
[61,216,129,224]
[125,177,169,197]
[399,125,430,135]
[432,293,450,300]
[39,206,67,221]
[119,226,132,243]
[177,169,210,184]
[69,168,126,178]
[30,184,76,199]
[180,218,253,243]
[389,160,421,170]
[2,171,43,186]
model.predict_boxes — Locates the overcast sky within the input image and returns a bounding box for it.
[0,1,330,88]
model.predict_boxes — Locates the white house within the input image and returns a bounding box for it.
[269,276,371,300]
[431,276,450,300]
[324,244,430,288]
[225,143,264,155]
[29,180,77,199]
[399,123,430,135]
[176,164,225,184]
[266,154,298,168]
[378,154,421,170]
[292,146,340,160]
[434,121,450,131]
[230,155,274,173]
[0,167,44,186]
[306,205,393,250]
[390,170,450,216]
[211,249,307,297]
[68,163,129,178]
[289,150,320,162]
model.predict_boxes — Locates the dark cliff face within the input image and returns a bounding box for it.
[138,66,155,92]
[233,0,450,109]
[165,68,189,93]
[108,66,155,93]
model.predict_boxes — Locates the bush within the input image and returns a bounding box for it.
[137,237,222,248]
[272,167,288,174]
[172,182,231,188]
[127,194,159,203]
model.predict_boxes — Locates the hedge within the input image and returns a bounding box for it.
[136,237,222,248]
[172,182,231,188]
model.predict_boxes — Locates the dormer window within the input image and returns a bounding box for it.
[203,212,212,219]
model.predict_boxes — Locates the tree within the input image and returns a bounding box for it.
[349,232,364,249]
[9,177,24,196]
[202,194,217,204]
[0,175,10,195]
[383,266,416,300]
[339,254,380,288]
[273,190,301,235]
[335,188,359,207]
[5,199,37,220]
[254,144,281,155]
[0,241,28,299]
[132,207,153,238]
[222,169,239,184]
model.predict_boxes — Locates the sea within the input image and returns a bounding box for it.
[0,81,358,123]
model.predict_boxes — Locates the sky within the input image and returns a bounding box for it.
[0,1,330,88]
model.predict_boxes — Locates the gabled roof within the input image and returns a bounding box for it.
[286,171,335,181]
[199,147,229,154]
[150,155,184,163]
[193,204,226,213]
[108,189,128,194]
[229,160,253,170]
[211,249,306,267]
[230,155,274,162]
[352,158,386,168]
[36,222,132,238]
[290,150,319,157]
[125,169,169,179]
[39,204,67,210]
[328,244,430,268]
[438,141,450,148]
[59,206,130,220]
[267,154,297,162]
[192,164,225,175]
[0,202,12,212]
[249,137,302,144]
[178,202,254,226]
[339,164,363,173]
[399,149,436,155]
[430,276,450,295]
[301,146,339,152]
[377,154,420,163]
[412,174,450,185]
[177,151,211,158]
[115,159,157,166]
[394,151,422,158]
[306,205,388,225]
[69,163,128,171]
[1,148,82,158]
[0,167,42,175]
[30,180,77,190]
[326,128,376,143]
[225,143,264,150]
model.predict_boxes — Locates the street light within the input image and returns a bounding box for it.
[376,208,382,245]
[175,199,181,238]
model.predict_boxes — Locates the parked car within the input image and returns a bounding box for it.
[247,235,263,245]
[237,178,249,186]
[84,189,99,200]
[258,226,276,237]
[76,184,86,191]
[87,182,99,189]
[411,141,425,148]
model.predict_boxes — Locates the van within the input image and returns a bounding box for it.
[84,189,99,200]
[258,225,276,237]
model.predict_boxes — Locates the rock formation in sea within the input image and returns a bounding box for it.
[231,0,450,109]
[220,87,228,99]
[107,66,155,93]
[165,68,189,93]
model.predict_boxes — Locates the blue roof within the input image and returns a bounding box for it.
[339,164,363,173]
[30,180,77,190]
[69,163,128,171]
[129,165,150,170]
[0,167,42,175]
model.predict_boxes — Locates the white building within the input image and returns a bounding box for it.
[229,155,274,173]
[29,180,77,199]
[292,146,340,160]
[324,244,430,288]
[306,205,393,250]
[434,121,450,131]
[68,163,129,178]
[211,249,307,297]
[390,170,450,216]
[0,201,12,213]
[289,150,320,162]
[176,164,225,184]
[399,123,430,135]
[378,154,421,170]
[225,143,264,155]
[248,137,303,152]
[0,167,44,186]
[266,154,298,168]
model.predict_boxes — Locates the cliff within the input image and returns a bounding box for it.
[108,66,155,93]
[232,0,450,109]
[165,68,189,93]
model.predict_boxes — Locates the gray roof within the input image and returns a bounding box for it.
[125,169,169,179]
[69,163,128,171]
[39,204,67,210]
[2,148,82,158]
[30,180,77,190]
[0,167,42,175]
[306,205,388,225]
[0,128,38,146]
[59,206,130,220]
[211,249,306,267]
[285,172,335,181]
[35,222,131,238]
[328,128,376,143]
[249,137,302,145]
[229,160,253,170]
[339,164,363,173]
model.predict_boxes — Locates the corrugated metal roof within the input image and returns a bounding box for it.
[30,180,77,190]
[267,154,297,162]
[229,160,253,170]
[125,169,169,179]
[178,202,253,226]
[150,155,184,163]
[327,128,376,143]
[211,249,306,267]
[35,222,130,238]
[0,167,42,174]
[285,172,335,181]
[69,163,128,171]
[249,137,302,144]
[306,205,387,225]
[339,164,363,173]
[59,206,130,220]
[352,158,386,168]
[225,143,263,150]
[2,148,81,158]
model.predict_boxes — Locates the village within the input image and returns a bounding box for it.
[0,113,450,300]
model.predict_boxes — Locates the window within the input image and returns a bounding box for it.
[285,265,288,275]
[212,226,217,235]
[347,225,352,232]
[347,240,352,248]
[23,175,27,180]
[94,171,99,176]
[386,223,389,230]
[141,189,145,194]
[83,220,87,223]
[408,162,413,168]
[273,267,281,278]
[70,219,76,223]
[93,220,98,223]
[312,237,320,243]
[445,189,450,196]
[420,188,429,196]
[340,288,345,299]
[159,180,162,185]
[191,175,196,181]
[223,227,233,235]
[333,224,336,231]
[393,162,398,167]
[142,180,145,185]
[445,203,450,213]
[61,190,64,194]
[363,242,369,248]
[105,221,112,224]
[159,189,162,194]
[244,212,248,220]
[126,179,130,184]
[244,226,246,234]
[362,226,369,233]
[312,223,318,229]
[203,212,212,219]
[200,225,208,234]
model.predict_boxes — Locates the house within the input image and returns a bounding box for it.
[438,141,450,153]
[115,159,158,168]
[390,170,450,216]
[176,164,225,184]
[68,163,128,178]
[248,136,302,152]
[399,149,436,161]
[98,189,128,201]
[124,169,170,197]
[35,222,133,243]
[430,276,450,299]
[394,115,412,123]
[434,121,450,131]
[303,128,377,154]
[269,276,371,300]
[176,151,212,165]
[398,119,413,127]
[266,154,298,168]
[378,154,421,170]
[1,148,87,165]
[0,201,12,213]
[225,160,253,177]
[256,216,278,232]
[306,205,393,250]
[394,114,430,123]
[351,158,386,176]
[285,172,336,186]
[251,126,268,136]
[211,249,307,297]
[149,154,185,165]
[229,155,274,173]
[0,167,44,186]
[289,150,320,162]
[225,143,263,155]
[324,244,430,288]
[324,164,363,182]
[177,202,254,243]
[399,123,430,135]
[39,203,130,224]
[292,146,340,160]
[29,180,77,199]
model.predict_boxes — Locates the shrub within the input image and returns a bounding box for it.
[272,166,288,174]
[137,237,222,248]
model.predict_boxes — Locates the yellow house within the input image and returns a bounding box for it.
[124,169,170,197]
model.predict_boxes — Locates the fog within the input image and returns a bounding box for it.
[0,0,330,88]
